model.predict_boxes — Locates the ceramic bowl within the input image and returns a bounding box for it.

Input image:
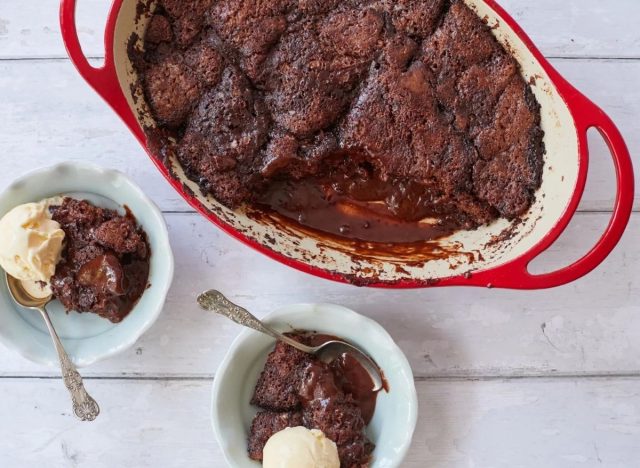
[0,162,174,367]
[211,303,418,468]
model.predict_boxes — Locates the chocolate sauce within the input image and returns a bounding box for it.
[331,353,379,425]
[300,333,382,425]
[259,177,460,244]
[249,331,380,466]
[77,254,126,296]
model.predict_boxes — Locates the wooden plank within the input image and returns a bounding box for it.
[0,58,638,213]
[1,0,640,59]
[498,0,640,59]
[1,3,636,467]
[0,377,639,467]
[0,0,110,60]
[0,212,636,378]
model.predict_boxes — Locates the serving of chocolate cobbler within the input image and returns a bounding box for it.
[248,332,380,467]
[50,198,151,323]
[134,0,545,243]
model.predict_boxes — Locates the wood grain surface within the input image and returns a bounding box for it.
[0,1,638,467]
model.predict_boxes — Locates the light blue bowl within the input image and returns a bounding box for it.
[211,304,418,468]
[0,163,174,367]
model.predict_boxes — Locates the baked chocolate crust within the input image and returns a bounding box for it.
[49,198,150,323]
[136,0,544,231]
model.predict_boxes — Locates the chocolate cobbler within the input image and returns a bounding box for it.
[135,0,544,243]
[248,333,380,467]
[49,198,150,323]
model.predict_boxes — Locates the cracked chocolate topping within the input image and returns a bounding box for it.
[135,0,544,243]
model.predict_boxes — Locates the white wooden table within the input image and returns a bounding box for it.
[1,1,639,466]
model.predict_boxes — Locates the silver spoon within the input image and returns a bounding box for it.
[197,290,384,392]
[6,274,100,421]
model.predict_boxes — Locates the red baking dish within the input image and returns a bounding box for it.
[60,0,634,289]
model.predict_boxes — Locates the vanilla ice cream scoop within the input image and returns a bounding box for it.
[263,426,340,468]
[0,199,65,294]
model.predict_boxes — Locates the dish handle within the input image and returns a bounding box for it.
[59,0,142,140]
[490,92,634,289]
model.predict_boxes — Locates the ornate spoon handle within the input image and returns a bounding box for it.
[197,290,314,353]
[39,307,100,421]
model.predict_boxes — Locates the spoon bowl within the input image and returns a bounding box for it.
[197,289,385,392]
[6,276,52,309]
